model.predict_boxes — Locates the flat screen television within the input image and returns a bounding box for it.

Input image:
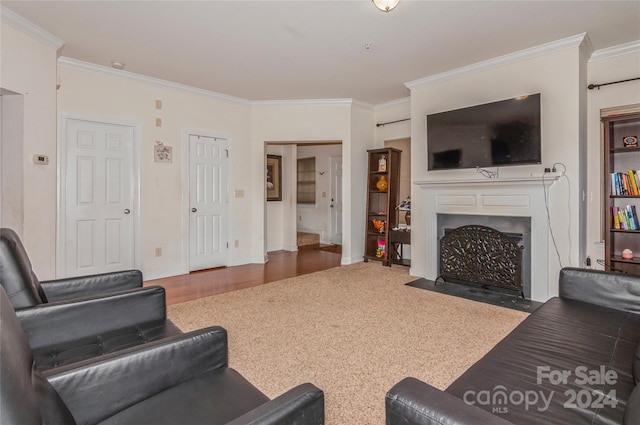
[427,94,541,170]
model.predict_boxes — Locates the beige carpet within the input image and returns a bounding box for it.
[168,262,528,425]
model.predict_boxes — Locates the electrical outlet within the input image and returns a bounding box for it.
[32,154,49,165]
[155,247,162,257]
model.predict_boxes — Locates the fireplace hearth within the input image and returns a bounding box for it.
[438,225,524,297]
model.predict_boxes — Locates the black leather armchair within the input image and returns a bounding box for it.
[1,287,325,425]
[0,227,143,309]
[0,228,182,371]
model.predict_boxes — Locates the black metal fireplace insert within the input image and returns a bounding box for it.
[438,224,524,296]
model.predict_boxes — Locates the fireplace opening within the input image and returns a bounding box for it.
[438,224,525,297]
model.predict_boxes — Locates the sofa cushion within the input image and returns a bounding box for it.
[445,297,640,425]
[32,320,183,371]
[97,368,270,425]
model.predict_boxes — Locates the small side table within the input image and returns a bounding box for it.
[388,230,410,266]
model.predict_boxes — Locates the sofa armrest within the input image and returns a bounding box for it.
[227,383,324,425]
[41,270,143,302]
[559,267,640,313]
[386,378,513,425]
[45,326,228,425]
[16,286,167,350]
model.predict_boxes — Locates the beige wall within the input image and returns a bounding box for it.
[1,93,24,235]
[251,101,368,264]
[57,64,252,278]
[1,23,59,279]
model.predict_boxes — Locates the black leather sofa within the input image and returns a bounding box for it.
[0,287,325,425]
[386,268,640,425]
[0,228,183,371]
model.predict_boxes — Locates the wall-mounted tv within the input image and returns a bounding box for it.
[427,94,541,171]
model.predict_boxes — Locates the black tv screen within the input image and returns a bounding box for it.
[427,94,541,170]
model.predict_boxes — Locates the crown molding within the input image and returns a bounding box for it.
[405,33,587,90]
[580,33,594,60]
[252,98,374,108]
[589,40,640,62]
[58,57,250,105]
[375,97,410,110]
[58,57,376,108]
[1,6,64,50]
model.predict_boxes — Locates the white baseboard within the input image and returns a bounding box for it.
[142,266,187,281]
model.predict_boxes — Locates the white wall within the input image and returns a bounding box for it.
[375,98,411,146]
[408,40,587,298]
[585,48,640,268]
[1,93,24,235]
[349,102,377,263]
[265,143,296,252]
[57,63,253,278]
[0,21,60,279]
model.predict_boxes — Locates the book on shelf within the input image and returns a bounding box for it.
[611,205,640,230]
[610,170,640,196]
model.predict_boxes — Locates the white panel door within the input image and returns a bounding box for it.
[330,155,343,244]
[189,134,228,271]
[64,119,134,276]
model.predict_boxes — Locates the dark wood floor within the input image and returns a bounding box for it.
[144,249,342,305]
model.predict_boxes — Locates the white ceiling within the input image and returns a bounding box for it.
[4,1,640,105]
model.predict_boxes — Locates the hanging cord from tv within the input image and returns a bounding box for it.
[476,166,499,179]
[543,163,571,268]
[587,77,639,90]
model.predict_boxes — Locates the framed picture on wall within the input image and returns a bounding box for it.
[266,155,282,201]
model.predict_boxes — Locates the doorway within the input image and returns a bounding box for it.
[185,131,230,271]
[265,141,342,256]
[58,115,139,277]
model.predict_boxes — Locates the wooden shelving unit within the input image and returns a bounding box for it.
[603,112,640,275]
[364,148,401,266]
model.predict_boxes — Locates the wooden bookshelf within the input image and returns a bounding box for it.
[603,112,640,275]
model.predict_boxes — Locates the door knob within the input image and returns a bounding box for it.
[124,209,131,214]
[191,208,197,212]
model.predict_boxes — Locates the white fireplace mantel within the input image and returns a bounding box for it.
[415,175,560,190]
[416,174,560,302]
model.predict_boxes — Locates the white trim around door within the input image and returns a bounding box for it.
[182,128,232,273]
[57,112,141,278]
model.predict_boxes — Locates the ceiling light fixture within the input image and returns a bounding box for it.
[111,61,125,70]
[372,0,399,12]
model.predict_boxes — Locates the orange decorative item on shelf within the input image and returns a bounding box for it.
[372,219,385,233]
[376,175,388,191]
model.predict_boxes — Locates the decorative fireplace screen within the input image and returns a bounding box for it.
[439,225,523,295]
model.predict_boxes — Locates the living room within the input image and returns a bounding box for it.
[2,1,640,424]
[2,2,638,290]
